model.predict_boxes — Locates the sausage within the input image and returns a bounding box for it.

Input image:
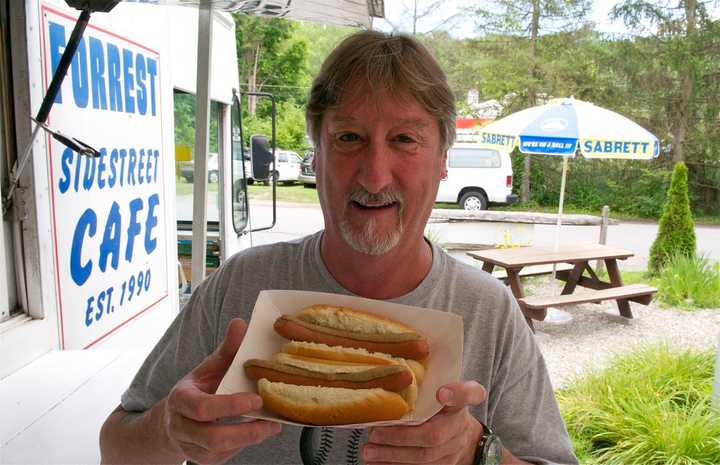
[273,316,430,360]
[244,364,413,392]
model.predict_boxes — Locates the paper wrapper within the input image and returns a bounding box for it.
[216,290,464,428]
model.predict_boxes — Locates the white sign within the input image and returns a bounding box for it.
[40,4,168,349]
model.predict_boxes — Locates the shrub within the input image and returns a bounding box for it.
[648,162,696,274]
[658,253,720,309]
[557,344,720,464]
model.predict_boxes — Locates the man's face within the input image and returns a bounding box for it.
[314,86,447,256]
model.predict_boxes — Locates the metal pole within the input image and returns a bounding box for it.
[554,156,569,253]
[3,10,90,216]
[596,205,609,274]
[552,156,569,279]
[191,3,213,291]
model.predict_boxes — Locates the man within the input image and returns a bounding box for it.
[100,30,578,465]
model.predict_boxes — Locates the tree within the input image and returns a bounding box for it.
[233,14,310,114]
[648,162,696,274]
[382,0,463,36]
[472,0,592,202]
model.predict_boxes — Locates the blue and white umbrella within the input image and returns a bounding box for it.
[478,97,660,159]
[477,97,660,250]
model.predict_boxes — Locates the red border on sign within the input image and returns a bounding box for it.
[40,3,168,350]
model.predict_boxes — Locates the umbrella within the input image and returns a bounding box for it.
[477,97,660,250]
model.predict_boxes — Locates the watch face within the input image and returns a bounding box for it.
[485,434,503,465]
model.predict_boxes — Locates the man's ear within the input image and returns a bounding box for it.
[440,151,448,179]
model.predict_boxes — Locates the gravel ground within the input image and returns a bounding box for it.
[524,277,720,389]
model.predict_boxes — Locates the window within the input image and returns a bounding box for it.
[449,148,501,168]
[173,90,222,223]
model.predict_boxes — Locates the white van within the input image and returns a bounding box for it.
[436,144,518,210]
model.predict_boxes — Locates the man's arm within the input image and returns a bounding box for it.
[99,319,282,465]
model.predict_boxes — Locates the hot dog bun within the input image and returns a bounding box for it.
[273,305,429,360]
[258,378,409,425]
[243,355,413,392]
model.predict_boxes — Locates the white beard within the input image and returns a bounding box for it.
[339,215,403,256]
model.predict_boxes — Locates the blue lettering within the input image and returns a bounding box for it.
[97,148,107,189]
[73,150,82,192]
[146,58,157,116]
[125,197,143,261]
[128,148,137,185]
[135,53,147,115]
[613,141,622,153]
[604,141,613,153]
[71,208,97,286]
[641,142,649,153]
[89,37,107,110]
[144,148,153,182]
[593,141,602,153]
[108,149,118,187]
[59,147,72,193]
[118,149,127,185]
[153,150,159,181]
[622,142,630,153]
[85,296,95,327]
[145,193,159,254]
[70,37,89,108]
[48,22,66,104]
[99,201,121,272]
[107,43,122,111]
[95,290,106,322]
[137,149,145,184]
[82,156,96,190]
[122,49,135,113]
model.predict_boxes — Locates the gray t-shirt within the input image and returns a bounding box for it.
[122,232,577,464]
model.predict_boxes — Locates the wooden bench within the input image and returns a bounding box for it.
[518,284,657,320]
[492,263,575,280]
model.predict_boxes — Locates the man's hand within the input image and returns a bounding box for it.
[363,381,486,465]
[161,318,282,465]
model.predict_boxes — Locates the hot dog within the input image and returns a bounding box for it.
[258,379,410,425]
[273,304,430,360]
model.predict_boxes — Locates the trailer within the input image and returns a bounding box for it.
[0,1,381,462]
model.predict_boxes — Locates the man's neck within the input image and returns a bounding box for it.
[320,233,433,300]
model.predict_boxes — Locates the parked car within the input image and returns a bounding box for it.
[265,149,302,184]
[179,153,220,183]
[435,144,518,210]
[298,151,315,187]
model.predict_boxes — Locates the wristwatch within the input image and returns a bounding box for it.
[473,422,503,465]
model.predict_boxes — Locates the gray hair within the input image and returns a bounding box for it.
[306,30,456,152]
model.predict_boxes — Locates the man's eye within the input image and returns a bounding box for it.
[395,134,417,144]
[338,133,361,142]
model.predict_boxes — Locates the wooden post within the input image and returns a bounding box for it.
[596,205,609,275]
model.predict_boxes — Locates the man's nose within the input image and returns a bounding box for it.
[357,139,393,194]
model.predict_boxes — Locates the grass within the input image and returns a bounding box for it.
[557,344,720,464]
[248,183,319,203]
[657,254,720,310]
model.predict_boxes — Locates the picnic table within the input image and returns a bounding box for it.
[467,244,657,331]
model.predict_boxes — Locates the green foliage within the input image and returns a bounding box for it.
[173,92,220,156]
[243,100,309,153]
[558,344,720,464]
[234,14,310,104]
[649,162,697,273]
[658,253,720,309]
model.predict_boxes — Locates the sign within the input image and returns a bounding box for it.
[40,4,168,349]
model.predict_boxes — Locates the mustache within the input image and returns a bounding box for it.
[347,187,404,207]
